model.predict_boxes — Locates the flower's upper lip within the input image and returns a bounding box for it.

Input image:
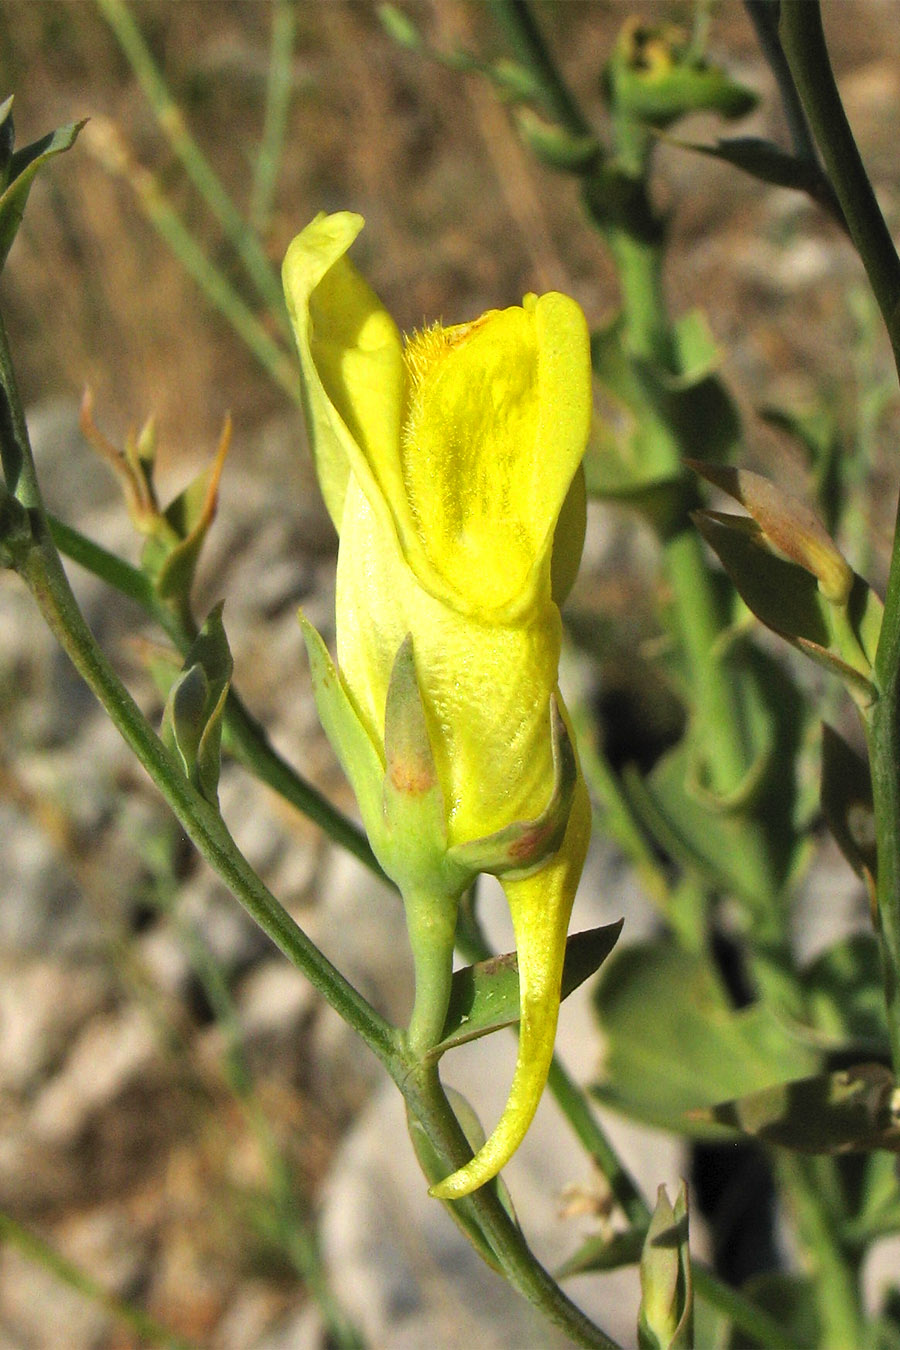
[283,210,592,625]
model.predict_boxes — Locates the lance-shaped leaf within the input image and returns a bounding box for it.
[692,509,879,705]
[161,603,233,804]
[433,920,623,1057]
[557,1226,647,1280]
[667,136,843,222]
[0,103,85,273]
[821,724,877,884]
[638,1184,692,1350]
[690,461,853,603]
[696,1063,900,1154]
[447,697,577,879]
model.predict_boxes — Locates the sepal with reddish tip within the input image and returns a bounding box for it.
[447,697,577,880]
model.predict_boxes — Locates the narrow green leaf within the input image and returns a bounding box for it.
[0,117,85,272]
[435,921,623,1056]
[557,1226,646,1279]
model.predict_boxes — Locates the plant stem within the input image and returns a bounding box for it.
[0,1212,198,1350]
[485,0,594,139]
[251,0,297,237]
[781,1156,864,1350]
[779,1,900,379]
[778,0,900,1071]
[95,0,291,338]
[48,513,385,879]
[0,313,397,1075]
[403,1062,622,1350]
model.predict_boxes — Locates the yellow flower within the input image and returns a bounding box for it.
[283,211,592,1199]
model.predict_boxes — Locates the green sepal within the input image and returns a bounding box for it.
[638,1183,692,1350]
[0,104,85,273]
[821,724,876,883]
[697,1063,900,1154]
[447,698,577,880]
[382,635,447,854]
[298,612,385,847]
[513,107,602,173]
[432,921,623,1058]
[592,939,820,1137]
[161,602,233,804]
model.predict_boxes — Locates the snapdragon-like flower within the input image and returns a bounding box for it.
[283,212,592,1199]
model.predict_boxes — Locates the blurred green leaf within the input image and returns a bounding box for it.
[728,1274,819,1350]
[802,932,887,1054]
[821,725,877,882]
[592,939,819,1136]
[557,1226,647,1280]
[514,107,601,172]
[588,310,740,516]
[625,644,809,908]
[699,1063,900,1153]
[436,920,623,1056]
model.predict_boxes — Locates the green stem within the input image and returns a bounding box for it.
[777,0,900,1072]
[404,889,458,1056]
[0,1212,197,1350]
[403,1063,622,1350]
[485,0,594,138]
[779,0,900,378]
[95,0,291,338]
[250,0,297,237]
[48,513,384,880]
[781,1156,863,1350]
[691,1265,797,1350]
[0,316,397,1076]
